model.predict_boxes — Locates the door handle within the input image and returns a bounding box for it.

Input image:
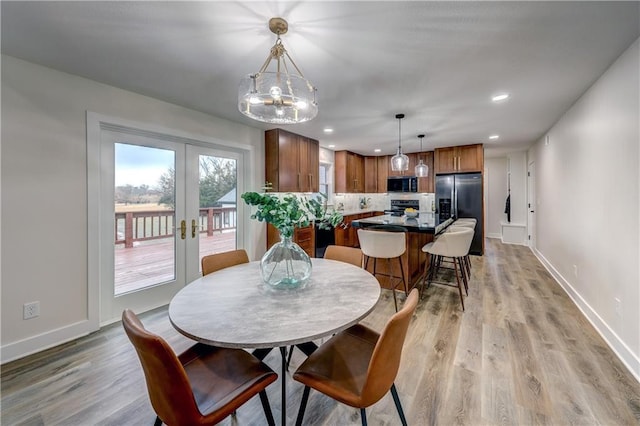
[192,219,198,238]
[180,220,186,240]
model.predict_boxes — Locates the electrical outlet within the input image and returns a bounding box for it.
[23,301,40,319]
[615,298,622,317]
[573,264,578,278]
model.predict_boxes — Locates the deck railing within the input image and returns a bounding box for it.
[115,207,237,248]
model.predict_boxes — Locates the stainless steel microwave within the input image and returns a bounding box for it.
[387,176,418,192]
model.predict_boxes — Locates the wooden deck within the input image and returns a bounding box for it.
[114,231,236,294]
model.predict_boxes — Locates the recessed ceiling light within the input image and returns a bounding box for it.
[328,144,335,148]
[374,149,381,153]
[492,93,510,102]
[489,135,500,140]
[323,128,334,134]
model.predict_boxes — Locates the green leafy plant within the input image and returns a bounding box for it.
[241,192,343,239]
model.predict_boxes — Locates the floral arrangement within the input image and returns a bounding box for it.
[241,192,343,239]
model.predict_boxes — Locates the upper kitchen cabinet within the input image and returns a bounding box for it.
[363,155,390,193]
[434,144,484,174]
[335,151,364,193]
[265,128,319,192]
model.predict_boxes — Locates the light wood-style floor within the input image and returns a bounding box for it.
[2,239,639,425]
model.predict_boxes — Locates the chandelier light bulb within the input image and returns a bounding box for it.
[270,86,282,99]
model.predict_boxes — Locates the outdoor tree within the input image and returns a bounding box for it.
[158,167,175,209]
[156,158,236,209]
[199,157,236,208]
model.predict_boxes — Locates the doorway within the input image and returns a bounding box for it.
[89,117,246,323]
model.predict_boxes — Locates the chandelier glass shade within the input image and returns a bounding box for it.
[238,18,318,124]
[390,113,409,172]
[415,134,429,177]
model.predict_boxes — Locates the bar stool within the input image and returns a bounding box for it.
[357,228,406,312]
[448,221,475,279]
[420,227,473,311]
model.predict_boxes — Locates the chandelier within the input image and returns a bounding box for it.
[415,134,429,177]
[390,114,409,172]
[238,17,318,124]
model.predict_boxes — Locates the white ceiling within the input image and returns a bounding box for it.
[2,1,638,158]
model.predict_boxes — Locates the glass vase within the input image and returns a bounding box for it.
[261,232,312,290]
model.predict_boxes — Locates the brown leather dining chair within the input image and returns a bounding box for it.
[292,289,419,426]
[323,245,363,267]
[122,309,277,426]
[286,244,365,367]
[201,249,249,276]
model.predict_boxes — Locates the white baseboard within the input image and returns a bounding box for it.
[1,319,94,364]
[532,247,640,383]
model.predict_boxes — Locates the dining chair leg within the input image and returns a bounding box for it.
[360,408,368,426]
[259,390,276,426]
[390,384,408,426]
[295,386,311,426]
[154,416,162,426]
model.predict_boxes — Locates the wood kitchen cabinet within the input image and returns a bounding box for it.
[376,156,389,193]
[335,151,364,193]
[267,223,315,258]
[265,128,319,192]
[334,212,379,247]
[364,156,378,193]
[434,144,483,174]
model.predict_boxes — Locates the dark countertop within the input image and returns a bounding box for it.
[351,213,453,234]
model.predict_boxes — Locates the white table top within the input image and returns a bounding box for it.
[169,258,381,349]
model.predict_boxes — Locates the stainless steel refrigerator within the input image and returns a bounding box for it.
[436,173,484,255]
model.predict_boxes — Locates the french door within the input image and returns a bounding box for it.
[99,128,242,321]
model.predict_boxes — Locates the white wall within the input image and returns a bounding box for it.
[484,157,508,238]
[1,55,265,361]
[529,38,639,379]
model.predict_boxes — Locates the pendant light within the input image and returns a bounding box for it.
[238,17,318,124]
[390,113,409,172]
[415,134,429,177]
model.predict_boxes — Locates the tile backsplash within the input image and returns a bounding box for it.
[332,193,435,214]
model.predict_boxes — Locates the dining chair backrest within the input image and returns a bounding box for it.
[430,227,473,257]
[122,309,201,425]
[357,229,406,259]
[361,289,419,405]
[324,245,363,267]
[201,249,249,276]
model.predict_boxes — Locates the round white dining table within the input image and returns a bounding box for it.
[168,258,381,425]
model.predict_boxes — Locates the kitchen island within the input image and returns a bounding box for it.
[351,213,453,292]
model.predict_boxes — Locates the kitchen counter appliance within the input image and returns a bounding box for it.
[384,199,419,216]
[387,176,418,192]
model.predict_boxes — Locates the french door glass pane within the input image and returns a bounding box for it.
[114,143,176,295]
[198,154,237,273]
